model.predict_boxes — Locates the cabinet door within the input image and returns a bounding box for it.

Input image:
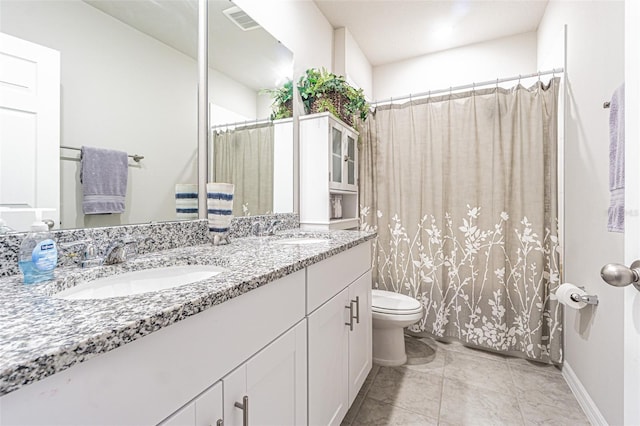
[195,381,223,426]
[224,322,307,426]
[343,131,358,192]
[348,271,372,405]
[308,287,350,426]
[330,125,344,190]
[160,402,195,426]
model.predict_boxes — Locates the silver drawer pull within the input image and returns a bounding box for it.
[215,419,223,426]
[345,302,354,331]
[234,395,249,426]
[353,296,360,324]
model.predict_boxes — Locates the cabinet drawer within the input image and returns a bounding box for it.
[307,241,371,313]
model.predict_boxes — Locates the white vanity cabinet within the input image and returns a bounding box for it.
[300,112,360,230]
[161,382,223,426]
[223,321,307,426]
[0,240,373,426]
[307,242,372,426]
[0,270,306,426]
[162,321,307,426]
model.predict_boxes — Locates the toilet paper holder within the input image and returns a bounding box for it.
[570,290,599,305]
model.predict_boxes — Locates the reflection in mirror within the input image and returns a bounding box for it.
[1,0,199,230]
[206,0,294,217]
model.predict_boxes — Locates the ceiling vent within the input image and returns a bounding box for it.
[223,6,260,31]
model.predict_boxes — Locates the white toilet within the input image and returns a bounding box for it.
[371,289,424,366]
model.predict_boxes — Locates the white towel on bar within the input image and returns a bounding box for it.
[608,83,625,232]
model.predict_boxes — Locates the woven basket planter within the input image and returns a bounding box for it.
[309,91,354,127]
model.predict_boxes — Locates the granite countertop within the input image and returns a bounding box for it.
[0,229,376,397]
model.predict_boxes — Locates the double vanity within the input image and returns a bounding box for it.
[0,219,375,425]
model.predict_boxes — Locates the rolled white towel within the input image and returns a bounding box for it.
[207,182,234,236]
[175,184,198,219]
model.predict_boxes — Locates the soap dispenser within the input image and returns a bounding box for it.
[18,221,58,284]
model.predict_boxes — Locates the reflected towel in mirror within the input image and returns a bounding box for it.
[80,146,128,214]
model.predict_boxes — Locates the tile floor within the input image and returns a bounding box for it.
[343,335,590,426]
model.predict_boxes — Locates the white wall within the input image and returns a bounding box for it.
[537,1,625,424]
[334,28,374,99]
[209,68,260,121]
[373,31,537,100]
[232,0,334,77]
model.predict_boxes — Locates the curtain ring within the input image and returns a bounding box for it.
[537,71,541,83]
[449,86,452,97]
[518,74,522,85]
[495,78,499,89]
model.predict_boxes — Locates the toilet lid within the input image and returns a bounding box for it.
[372,289,422,314]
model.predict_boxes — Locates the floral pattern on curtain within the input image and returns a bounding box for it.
[359,78,562,363]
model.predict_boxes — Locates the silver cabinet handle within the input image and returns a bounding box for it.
[601,260,640,291]
[345,302,354,331]
[353,296,360,324]
[234,395,249,426]
[215,420,223,426]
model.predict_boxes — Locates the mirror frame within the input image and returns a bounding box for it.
[198,0,208,220]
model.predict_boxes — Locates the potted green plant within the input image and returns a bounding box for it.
[261,79,293,120]
[297,68,369,127]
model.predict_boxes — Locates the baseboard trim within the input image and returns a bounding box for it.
[562,361,607,425]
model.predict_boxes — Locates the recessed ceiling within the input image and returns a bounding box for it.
[314,0,549,66]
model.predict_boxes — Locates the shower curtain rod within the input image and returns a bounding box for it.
[210,117,274,130]
[371,67,565,107]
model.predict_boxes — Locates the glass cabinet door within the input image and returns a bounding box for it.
[346,134,356,187]
[331,127,343,185]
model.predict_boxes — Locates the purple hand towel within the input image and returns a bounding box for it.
[80,146,128,214]
[608,83,625,232]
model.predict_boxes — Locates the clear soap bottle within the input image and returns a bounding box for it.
[18,221,58,284]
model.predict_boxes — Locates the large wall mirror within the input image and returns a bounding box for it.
[0,0,293,231]
[207,0,294,217]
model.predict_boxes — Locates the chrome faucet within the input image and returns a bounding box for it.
[104,240,132,265]
[252,220,282,237]
[104,236,150,265]
[265,220,281,235]
[58,238,103,268]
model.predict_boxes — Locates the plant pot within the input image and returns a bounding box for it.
[309,92,354,127]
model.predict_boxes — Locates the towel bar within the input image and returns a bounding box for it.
[60,145,144,162]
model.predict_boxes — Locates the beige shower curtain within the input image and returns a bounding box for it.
[214,124,274,216]
[360,78,562,363]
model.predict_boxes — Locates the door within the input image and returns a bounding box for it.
[224,322,307,426]
[308,287,350,426]
[624,2,640,424]
[195,381,223,426]
[0,33,60,227]
[348,271,372,406]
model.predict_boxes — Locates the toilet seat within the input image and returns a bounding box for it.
[372,289,423,315]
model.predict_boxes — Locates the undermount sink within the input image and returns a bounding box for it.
[272,238,329,245]
[54,265,227,300]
